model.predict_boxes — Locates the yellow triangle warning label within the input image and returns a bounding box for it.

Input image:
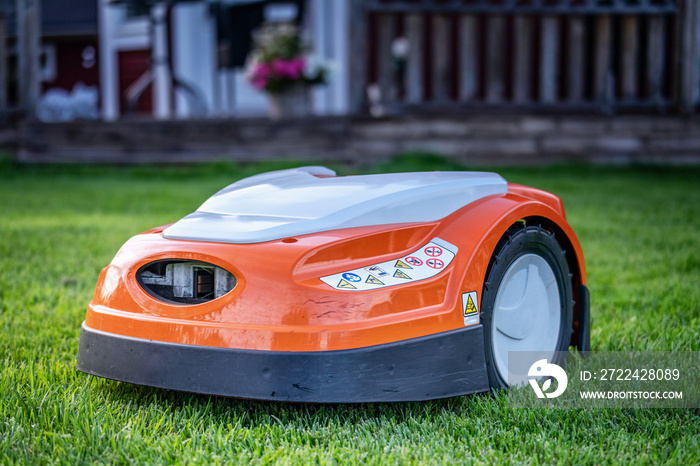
[393,269,411,280]
[366,275,384,285]
[464,295,477,315]
[337,279,357,289]
[395,259,413,269]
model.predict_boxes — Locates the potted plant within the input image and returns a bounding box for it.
[245,24,328,119]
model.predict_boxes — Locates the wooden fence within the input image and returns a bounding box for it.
[350,0,700,114]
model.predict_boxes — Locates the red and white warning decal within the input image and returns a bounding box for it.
[320,238,458,291]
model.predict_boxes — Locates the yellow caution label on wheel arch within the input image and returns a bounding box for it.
[462,291,479,326]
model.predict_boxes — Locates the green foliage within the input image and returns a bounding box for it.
[254,24,306,62]
[1,160,699,464]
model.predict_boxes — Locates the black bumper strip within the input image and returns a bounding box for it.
[77,323,489,403]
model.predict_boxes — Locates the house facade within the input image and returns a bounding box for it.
[98,0,351,120]
[3,0,699,121]
[1,0,99,115]
[99,0,700,120]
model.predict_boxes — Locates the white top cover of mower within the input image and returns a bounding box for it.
[162,166,508,244]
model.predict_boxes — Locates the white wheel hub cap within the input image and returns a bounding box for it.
[491,253,561,385]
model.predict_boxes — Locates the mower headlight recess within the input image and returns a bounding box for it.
[136,259,236,305]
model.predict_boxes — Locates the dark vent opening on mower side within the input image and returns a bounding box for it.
[137,260,236,305]
[194,267,215,299]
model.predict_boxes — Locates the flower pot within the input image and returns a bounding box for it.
[267,86,311,120]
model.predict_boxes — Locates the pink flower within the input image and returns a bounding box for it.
[247,56,310,91]
[250,62,272,90]
[271,57,306,79]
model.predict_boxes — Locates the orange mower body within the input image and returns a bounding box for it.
[78,167,589,402]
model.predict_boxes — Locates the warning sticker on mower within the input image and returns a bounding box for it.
[462,291,479,326]
[320,238,458,291]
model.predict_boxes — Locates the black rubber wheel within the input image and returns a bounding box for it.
[480,224,573,390]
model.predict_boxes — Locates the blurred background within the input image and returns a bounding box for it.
[0,0,698,165]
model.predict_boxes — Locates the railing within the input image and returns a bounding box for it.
[349,0,700,114]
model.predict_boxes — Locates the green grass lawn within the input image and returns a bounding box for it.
[1,157,699,464]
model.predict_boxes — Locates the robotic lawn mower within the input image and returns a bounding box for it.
[77,167,589,402]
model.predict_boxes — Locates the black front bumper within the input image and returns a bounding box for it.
[77,322,490,403]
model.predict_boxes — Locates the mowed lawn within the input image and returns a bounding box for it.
[1,157,699,464]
